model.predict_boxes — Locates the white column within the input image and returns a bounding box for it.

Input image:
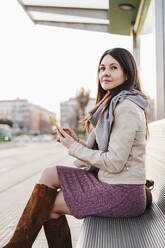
[132,32,140,70]
[153,0,165,119]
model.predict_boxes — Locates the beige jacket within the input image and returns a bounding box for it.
[68,99,147,184]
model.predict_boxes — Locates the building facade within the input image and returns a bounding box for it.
[0,99,56,134]
[60,98,95,128]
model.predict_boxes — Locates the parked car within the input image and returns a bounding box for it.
[32,134,54,142]
[13,135,31,142]
[0,124,12,142]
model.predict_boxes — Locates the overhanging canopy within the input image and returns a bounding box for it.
[17,0,151,36]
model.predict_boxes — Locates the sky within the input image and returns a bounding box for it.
[0,1,155,120]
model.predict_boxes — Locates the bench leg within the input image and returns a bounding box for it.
[145,187,153,208]
[44,215,72,248]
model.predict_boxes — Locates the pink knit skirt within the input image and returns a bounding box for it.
[56,166,146,219]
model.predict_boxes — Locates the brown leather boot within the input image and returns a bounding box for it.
[3,184,58,248]
[44,215,72,248]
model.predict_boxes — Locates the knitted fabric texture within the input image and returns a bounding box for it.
[56,166,146,219]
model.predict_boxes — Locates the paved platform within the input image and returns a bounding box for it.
[0,141,83,247]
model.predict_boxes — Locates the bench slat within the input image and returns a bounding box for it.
[76,204,165,248]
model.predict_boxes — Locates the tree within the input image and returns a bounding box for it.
[74,87,90,139]
[0,119,13,127]
[75,87,90,120]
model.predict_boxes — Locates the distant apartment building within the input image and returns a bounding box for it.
[60,98,95,128]
[0,99,56,134]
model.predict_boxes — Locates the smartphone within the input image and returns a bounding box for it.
[49,116,65,137]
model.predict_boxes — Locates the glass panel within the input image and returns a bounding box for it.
[21,0,109,9]
[29,10,109,24]
[140,1,155,122]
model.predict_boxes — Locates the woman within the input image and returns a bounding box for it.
[3,48,149,248]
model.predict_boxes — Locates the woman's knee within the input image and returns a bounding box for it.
[39,166,60,187]
[41,166,57,178]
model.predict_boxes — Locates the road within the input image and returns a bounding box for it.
[0,141,82,247]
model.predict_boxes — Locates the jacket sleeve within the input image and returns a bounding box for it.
[78,139,86,146]
[73,159,89,168]
[69,100,141,174]
[72,139,88,168]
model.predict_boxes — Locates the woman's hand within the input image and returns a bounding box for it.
[56,129,76,149]
[62,128,79,142]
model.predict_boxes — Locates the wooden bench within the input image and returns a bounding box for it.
[76,120,165,248]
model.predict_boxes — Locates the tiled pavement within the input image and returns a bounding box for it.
[0,142,83,247]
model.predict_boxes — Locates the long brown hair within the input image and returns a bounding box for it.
[82,48,149,138]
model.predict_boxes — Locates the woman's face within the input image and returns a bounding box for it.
[99,54,127,91]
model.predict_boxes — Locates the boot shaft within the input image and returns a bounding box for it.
[3,184,57,248]
[44,216,72,248]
